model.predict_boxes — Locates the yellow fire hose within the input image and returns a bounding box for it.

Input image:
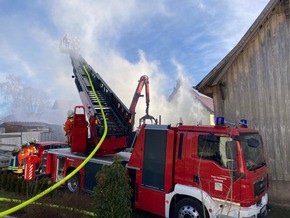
[0,66,107,217]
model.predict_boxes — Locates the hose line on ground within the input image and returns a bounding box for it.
[0,65,107,217]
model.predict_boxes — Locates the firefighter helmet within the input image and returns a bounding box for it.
[14,145,21,152]
[30,138,37,144]
[22,141,29,147]
[67,110,74,118]
[12,145,21,156]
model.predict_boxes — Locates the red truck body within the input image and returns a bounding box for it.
[47,121,268,218]
[127,124,268,217]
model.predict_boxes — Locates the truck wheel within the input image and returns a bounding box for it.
[174,198,208,218]
[66,173,80,192]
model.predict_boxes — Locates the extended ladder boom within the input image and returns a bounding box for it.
[69,53,133,155]
[70,53,132,137]
[60,35,133,155]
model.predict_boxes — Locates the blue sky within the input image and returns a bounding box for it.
[0,0,269,124]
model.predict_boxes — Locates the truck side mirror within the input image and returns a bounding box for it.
[226,141,237,160]
[247,138,259,148]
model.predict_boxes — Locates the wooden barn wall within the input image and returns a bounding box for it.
[213,4,290,182]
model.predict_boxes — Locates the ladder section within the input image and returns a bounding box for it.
[70,54,132,137]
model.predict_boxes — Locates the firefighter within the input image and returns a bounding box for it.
[16,142,30,174]
[28,138,38,155]
[8,145,21,172]
[64,110,74,144]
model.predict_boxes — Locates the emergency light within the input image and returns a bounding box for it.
[215,116,225,126]
[239,119,248,128]
[215,117,248,128]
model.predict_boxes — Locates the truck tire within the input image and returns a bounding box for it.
[174,198,209,218]
[66,172,80,192]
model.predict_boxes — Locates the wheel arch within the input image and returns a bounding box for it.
[166,184,219,218]
[65,167,81,192]
[169,194,210,218]
[66,166,76,175]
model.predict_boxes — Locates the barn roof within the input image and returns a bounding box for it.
[192,88,214,113]
[196,0,279,96]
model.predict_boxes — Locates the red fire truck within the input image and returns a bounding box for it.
[44,41,269,217]
[46,115,268,218]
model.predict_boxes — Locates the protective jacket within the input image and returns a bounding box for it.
[64,117,74,137]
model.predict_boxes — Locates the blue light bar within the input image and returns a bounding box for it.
[215,116,225,126]
[240,119,248,128]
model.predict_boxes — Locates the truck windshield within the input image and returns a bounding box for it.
[239,133,265,171]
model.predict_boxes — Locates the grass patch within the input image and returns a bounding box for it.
[0,189,94,218]
[0,189,10,211]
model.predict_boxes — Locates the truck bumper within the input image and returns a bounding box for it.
[215,193,268,218]
[239,193,268,218]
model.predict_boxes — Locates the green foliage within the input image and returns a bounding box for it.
[8,174,17,192]
[0,171,51,197]
[93,156,133,218]
[30,177,50,195]
[15,177,22,194]
[0,171,8,189]
[21,179,27,195]
[40,178,50,191]
[5,173,13,190]
[0,171,3,188]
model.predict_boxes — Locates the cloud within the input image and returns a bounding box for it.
[0,47,35,77]
[204,0,269,50]
[0,0,269,125]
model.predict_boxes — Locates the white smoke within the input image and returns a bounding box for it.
[90,49,207,128]
[148,59,206,126]
[0,0,210,127]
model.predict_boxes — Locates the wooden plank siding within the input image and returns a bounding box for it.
[198,1,290,182]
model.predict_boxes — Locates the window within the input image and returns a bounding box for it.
[51,143,69,149]
[239,133,265,171]
[198,135,231,168]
